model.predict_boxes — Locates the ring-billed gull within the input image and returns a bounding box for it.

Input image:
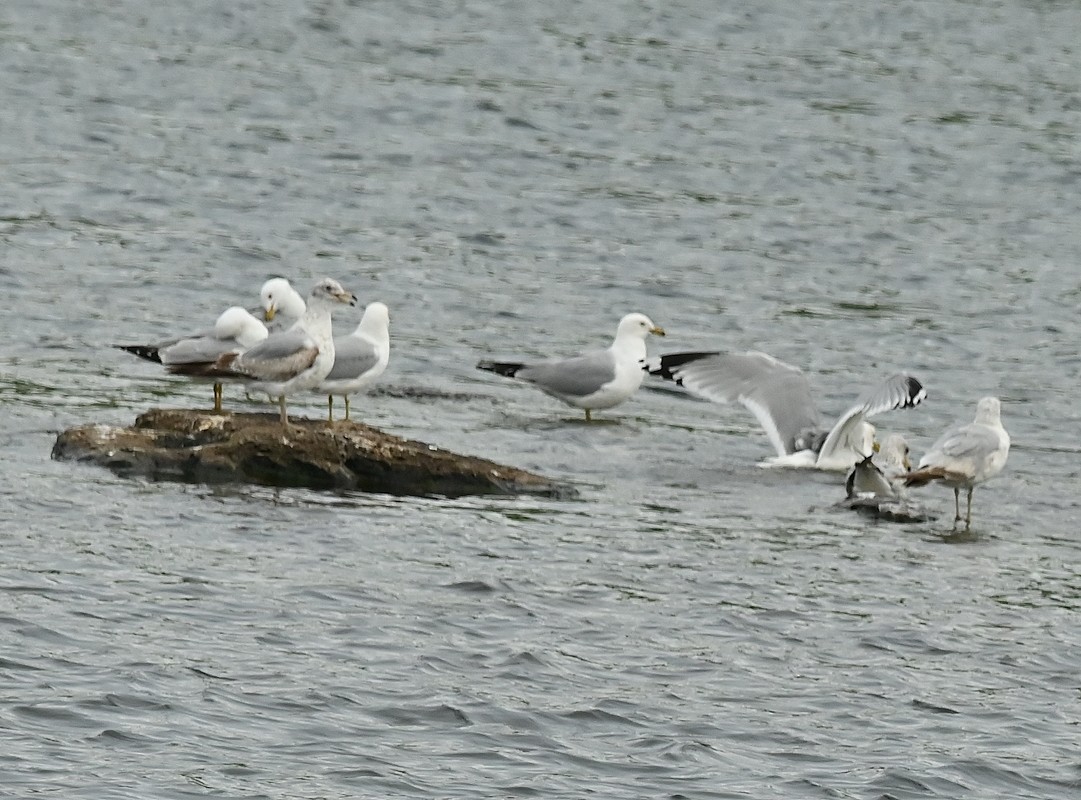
[170,278,356,425]
[646,350,926,470]
[904,396,1010,527]
[477,312,665,421]
[318,302,390,422]
[116,306,268,412]
[258,277,306,330]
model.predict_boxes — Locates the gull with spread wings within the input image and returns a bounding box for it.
[646,350,926,470]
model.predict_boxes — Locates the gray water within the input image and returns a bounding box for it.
[3,0,1081,797]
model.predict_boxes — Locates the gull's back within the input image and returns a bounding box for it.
[518,349,615,399]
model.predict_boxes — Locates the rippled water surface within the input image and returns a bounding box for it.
[3,0,1081,797]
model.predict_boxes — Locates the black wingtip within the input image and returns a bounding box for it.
[904,376,927,409]
[476,360,525,378]
[644,351,722,383]
[115,344,162,364]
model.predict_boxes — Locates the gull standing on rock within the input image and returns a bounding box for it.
[116,306,269,412]
[476,312,666,421]
[319,301,391,423]
[258,277,306,331]
[904,396,1010,528]
[171,278,356,425]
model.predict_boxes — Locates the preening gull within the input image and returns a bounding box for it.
[904,396,1010,527]
[477,312,666,421]
[646,350,926,470]
[318,301,390,422]
[258,277,306,331]
[116,306,268,412]
[170,278,356,425]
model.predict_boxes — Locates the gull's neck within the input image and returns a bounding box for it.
[298,300,334,341]
[356,314,388,345]
[610,331,647,358]
[282,294,306,320]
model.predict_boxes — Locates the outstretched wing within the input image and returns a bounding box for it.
[646,350,820,457]
[818,374,926,464]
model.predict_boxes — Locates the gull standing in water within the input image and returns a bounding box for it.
[170,278,356,425]
[318,301,391,422]
[116,306,268,412]
[904,396,1010,527]
[646,350,926,470]
[476,312,665,421]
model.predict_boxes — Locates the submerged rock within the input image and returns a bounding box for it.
[52,408,572,498]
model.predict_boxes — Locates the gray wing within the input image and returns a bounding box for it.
[233,329,319,381]
[517,350,616,398]
[922,422,1000,466]
[855,373,927,419]
[818,374,926,463]
[159,333,239,366]
[324,335,380,381]
[156,323,216,350]
[646,350,820,457]
[118,324,215,363]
